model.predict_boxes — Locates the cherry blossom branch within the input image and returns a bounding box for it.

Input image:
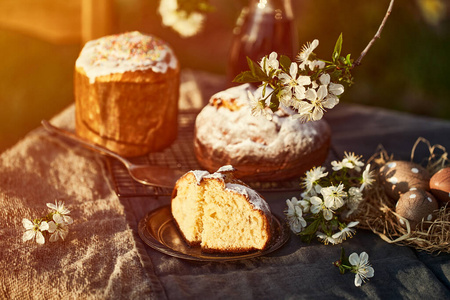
[353,0,395,67]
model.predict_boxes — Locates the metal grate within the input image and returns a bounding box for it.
[108,110,302,198]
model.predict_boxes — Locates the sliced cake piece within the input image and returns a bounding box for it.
[171,166,272,253]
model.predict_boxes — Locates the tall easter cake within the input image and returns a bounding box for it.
[75,31,180,157]
[194,84,331,181]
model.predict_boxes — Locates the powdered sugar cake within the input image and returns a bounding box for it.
[194,84,331,181]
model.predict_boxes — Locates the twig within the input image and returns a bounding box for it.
[353,0,395,67]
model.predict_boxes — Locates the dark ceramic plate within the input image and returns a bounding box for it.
[138,205,290,261]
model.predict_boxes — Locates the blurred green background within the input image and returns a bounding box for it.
[0,0,449,153]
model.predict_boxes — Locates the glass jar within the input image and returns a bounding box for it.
[227,0,298,85]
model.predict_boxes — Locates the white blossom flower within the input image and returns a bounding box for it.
[298,73,339,121]
[260,52,279,76]
[320,73,345,96]
[302,166,328,194]
[349,252,375,287]
[297,39,319,69]
[332,221,359,242]
[316,231,339,245]
[331,158,354,171]
[299,198,311,213]
[310,196,333,220]
[47,201,73,225]
[346,187,364,216]
[158,0,205,37]
[47,214,69,242]
[343,152,365,172]
[360,164,375,191]
[285,198,307,233]
[307,60,326,70]
[298,85,329,121]
[278,62,311,101]
[22,218,49,245]
[248,90,272,120]
[321,184,346,210]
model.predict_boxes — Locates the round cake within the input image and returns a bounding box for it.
[74,31,180,157]
[194,84,331,181]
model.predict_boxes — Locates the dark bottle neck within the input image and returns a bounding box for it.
[247,0,295,20]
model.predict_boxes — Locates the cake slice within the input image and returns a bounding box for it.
[171,166,272,253]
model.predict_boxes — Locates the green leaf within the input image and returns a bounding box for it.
[232,71,260,83]
[332,33,343,63]
[279,55,292,72]
[246,56,269,80]
[345,53,352,65]
[330,69,343,82]
[300,218,321,236]
[269,91,280,112]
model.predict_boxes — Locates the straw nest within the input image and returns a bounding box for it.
[349,137,450,254]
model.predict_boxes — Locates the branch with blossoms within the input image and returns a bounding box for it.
[22,201,73,245]
[284,152,375,245]
[234,0,395,122]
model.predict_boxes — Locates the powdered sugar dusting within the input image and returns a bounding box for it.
[225,183,270,214]
[216,165,236,173]
[196,84,328,163]
[76,31,178,83]
[190,170,210,185]
[210,84,252,107]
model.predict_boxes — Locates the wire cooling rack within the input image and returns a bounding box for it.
[107,110,302,198]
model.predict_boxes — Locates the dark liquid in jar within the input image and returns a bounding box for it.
[227,10,298,85]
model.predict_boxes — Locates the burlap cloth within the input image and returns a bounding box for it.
[0,69,224,299]
[1,70,450,299]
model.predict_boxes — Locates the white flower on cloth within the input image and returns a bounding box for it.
[332,221,359,243]
[260,52,280,76]
[321,183,346,210]
[47,214,70,242]
[22,218,49,245]
[158,0,205,37]
[285,197,307,234]
[349,252,375,287]
[316,231,338,245]
[47,200,73,225]
[302,166,328,194]
[360,164,375,191]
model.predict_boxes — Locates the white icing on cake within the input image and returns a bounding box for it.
[187,166,270,215]
[216,165,236,173]
[190,170,211,185]
[225,183,271,214]
[195,84,328,163]
[76,31,178,83]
